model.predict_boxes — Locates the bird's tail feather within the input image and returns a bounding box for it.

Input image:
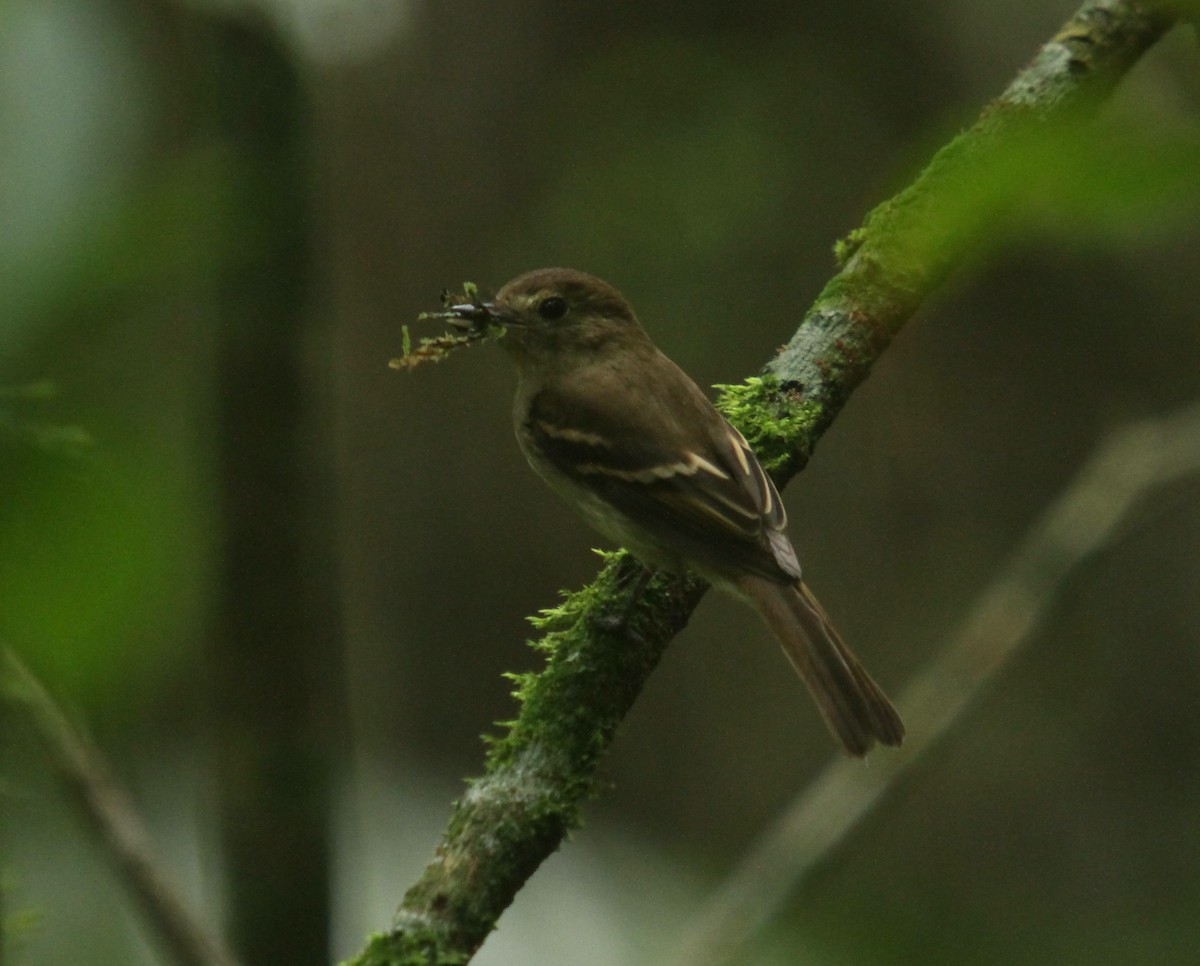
[739,576,904,756]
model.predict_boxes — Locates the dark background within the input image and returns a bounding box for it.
[2,1,1199,963]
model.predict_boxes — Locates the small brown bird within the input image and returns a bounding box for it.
[452,268,903,755]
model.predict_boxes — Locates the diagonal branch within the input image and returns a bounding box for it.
[349,2,1180,963]
[1,647,242,966]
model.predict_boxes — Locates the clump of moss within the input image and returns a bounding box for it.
[714,376,819,474]
[833,226,869,267]
[389,282,505,370]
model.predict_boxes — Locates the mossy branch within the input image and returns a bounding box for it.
[351,556,707,965]
[348,3,1179,963]
[736,0,1175,488]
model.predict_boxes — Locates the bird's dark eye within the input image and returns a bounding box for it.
[537,296,568,321]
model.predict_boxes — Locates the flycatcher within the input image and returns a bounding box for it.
[450,267,903,756]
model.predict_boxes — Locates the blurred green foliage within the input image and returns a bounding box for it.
[527,39,797,272]
[0,867,43,957]
[899,117,1200,270]
[0,140,240,705]
[0,410,182,698]
[0,0,243,711]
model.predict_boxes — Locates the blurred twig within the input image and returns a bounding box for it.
[0,647,242,966]
[671,401,1200,966]
[353,2,1182,963]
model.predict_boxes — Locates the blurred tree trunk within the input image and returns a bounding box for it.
[132,5,343,963]
[205,18,342,966]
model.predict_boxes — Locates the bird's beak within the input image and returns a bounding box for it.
[448,301,515,330]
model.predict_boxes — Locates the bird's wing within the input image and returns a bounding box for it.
[525,359,801,583]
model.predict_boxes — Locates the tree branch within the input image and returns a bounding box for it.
[349,2,1180,963]
[1,647,242,966]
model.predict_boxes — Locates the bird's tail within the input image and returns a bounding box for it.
[738,576,904,756]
